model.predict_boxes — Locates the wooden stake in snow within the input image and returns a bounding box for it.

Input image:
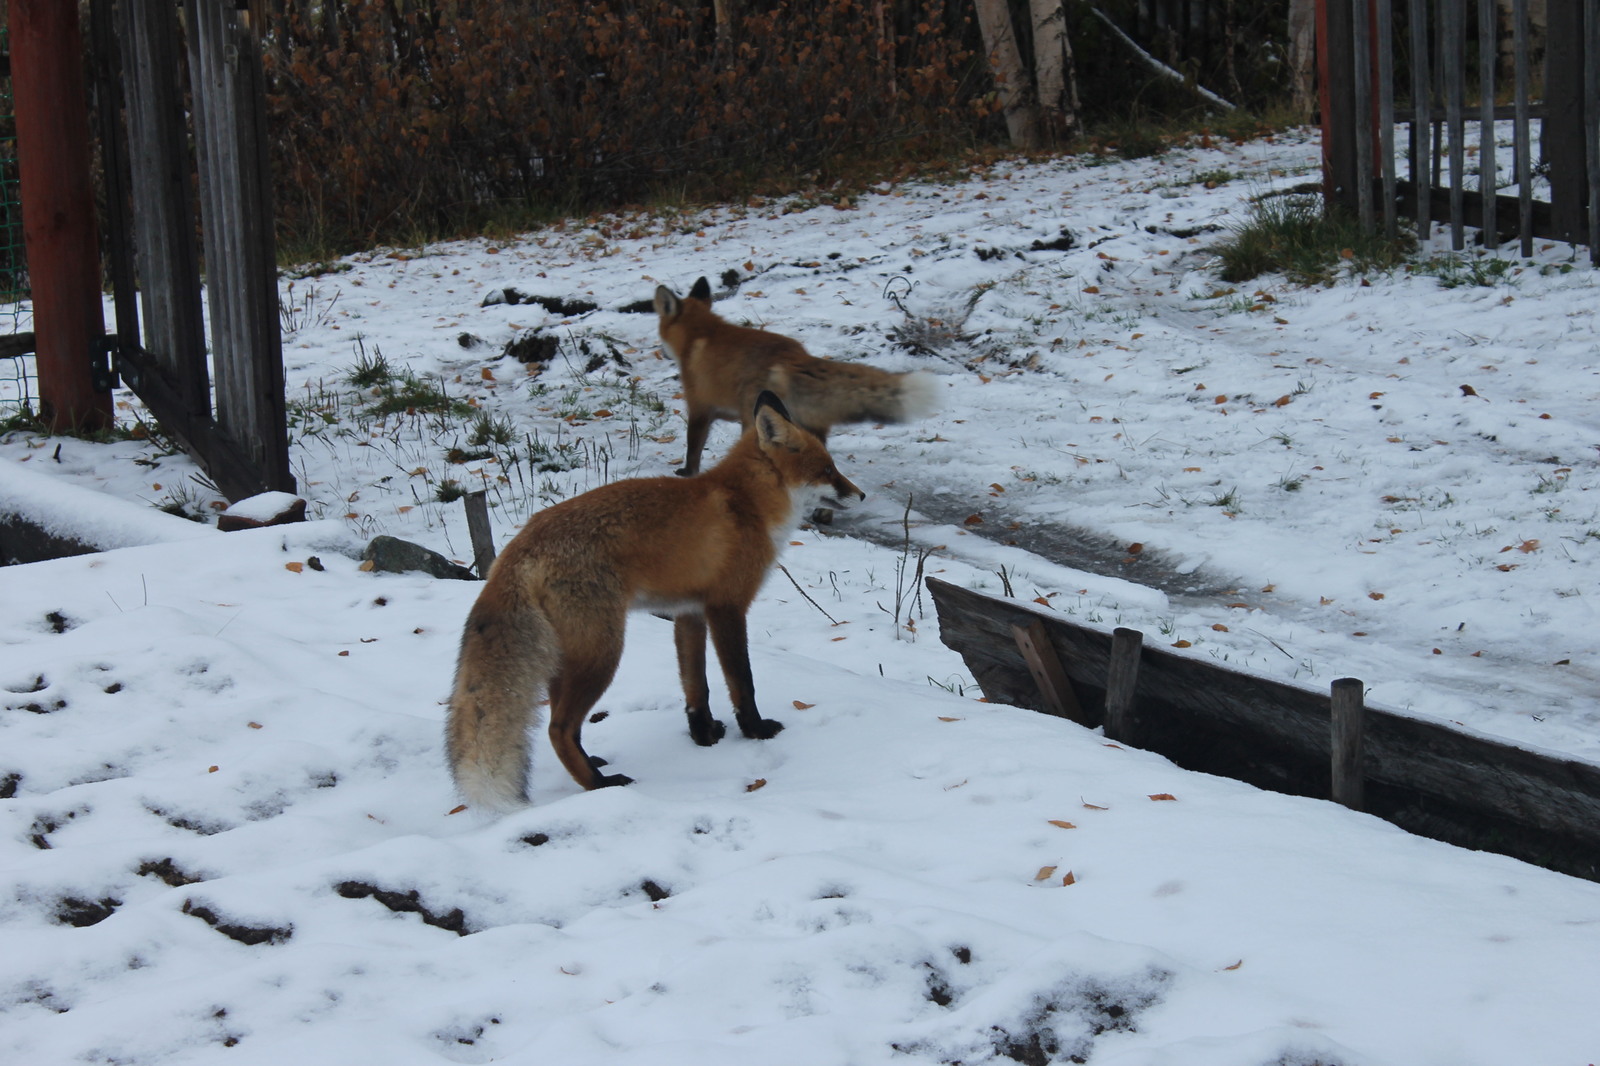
[1331,677,1367,811]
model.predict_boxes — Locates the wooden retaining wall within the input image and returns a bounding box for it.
[928,576,1600,881]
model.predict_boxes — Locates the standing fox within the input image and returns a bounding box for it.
[446,391,864,813]
[654,277,938,475]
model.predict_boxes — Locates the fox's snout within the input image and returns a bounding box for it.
[829,473,865,507]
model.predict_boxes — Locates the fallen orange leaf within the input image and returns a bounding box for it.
[1047,819,1077,830]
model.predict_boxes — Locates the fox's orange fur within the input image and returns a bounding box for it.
[655,277,937,475]
[446,392,864,813]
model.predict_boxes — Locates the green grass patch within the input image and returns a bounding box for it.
[366,372,474,420]
[1410,254,1516,289]
[1212,193,1415,285]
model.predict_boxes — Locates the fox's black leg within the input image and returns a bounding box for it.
[675,613,726,745]
[677,412,711,476]
[706,605,783,740]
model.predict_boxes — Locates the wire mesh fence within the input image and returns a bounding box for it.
[2,20,36,417]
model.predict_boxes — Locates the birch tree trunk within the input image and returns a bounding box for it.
[974,0,1039,148]
[1030,0,1080,143]
[1287,0,1317,119]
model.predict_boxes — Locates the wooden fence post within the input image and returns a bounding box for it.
[463,491,496,578]
[184,0,293,496]
[1103,627,1144,744]
[1331,677,1367,810]
[10,0,113,432]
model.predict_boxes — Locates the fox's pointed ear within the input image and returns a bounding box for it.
[689,277,712,301]
[752,389,792,424]
[753,392,802,453]
[652,285,680,319]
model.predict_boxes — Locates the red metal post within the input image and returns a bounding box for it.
[11,0,113,432]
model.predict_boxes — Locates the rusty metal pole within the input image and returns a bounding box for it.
[11,0,114,432]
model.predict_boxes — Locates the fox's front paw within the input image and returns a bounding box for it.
[689,716,727,747]
[740,717,784,740]
[592,771,634,789]
[674,466,695,477]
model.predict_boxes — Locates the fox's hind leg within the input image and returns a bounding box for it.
[675,613,728,746]
[677,411,712,476]
[547,647,631,789]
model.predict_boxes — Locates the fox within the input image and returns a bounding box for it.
[654,276,938,476]
[445,390,865,813]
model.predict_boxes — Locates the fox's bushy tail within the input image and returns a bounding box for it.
[445,591,561,813]
[893,370,940,422]
[780,364,940,429]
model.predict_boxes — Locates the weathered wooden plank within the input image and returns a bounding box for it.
[1352,0,1375,230]
[929,576,1600,880]
[1393,178,1554,241]
[1585,0,1600,264]
[184,0,293,496]
[1319,0,1360,212]
[1443,0,1468,250]
[1513,0,1534,255]
[1010,619,1088,725]
[115,0,209,415]
[1409,0,1430,232]
[1478,0,1499,247]
[1376,0,1397,239]
[1542,0,1590,244]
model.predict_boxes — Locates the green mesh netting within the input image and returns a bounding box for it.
[2,22,34,414]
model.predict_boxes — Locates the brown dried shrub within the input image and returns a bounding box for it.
[261,0,989,253]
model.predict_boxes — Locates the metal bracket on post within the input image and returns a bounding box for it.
[91,335,122,394]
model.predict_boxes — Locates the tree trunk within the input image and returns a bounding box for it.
[1287,0,1317,119]
[1030,0,1079,143]
[974,0,1039,149]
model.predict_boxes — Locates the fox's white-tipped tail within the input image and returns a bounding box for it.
[451,762,532,816]
[897,370,940,421]
[445,590,561,817]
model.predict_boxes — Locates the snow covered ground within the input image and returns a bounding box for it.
[4,129,1600,1063]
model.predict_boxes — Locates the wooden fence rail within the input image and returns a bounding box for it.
[928,576,1600,881]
